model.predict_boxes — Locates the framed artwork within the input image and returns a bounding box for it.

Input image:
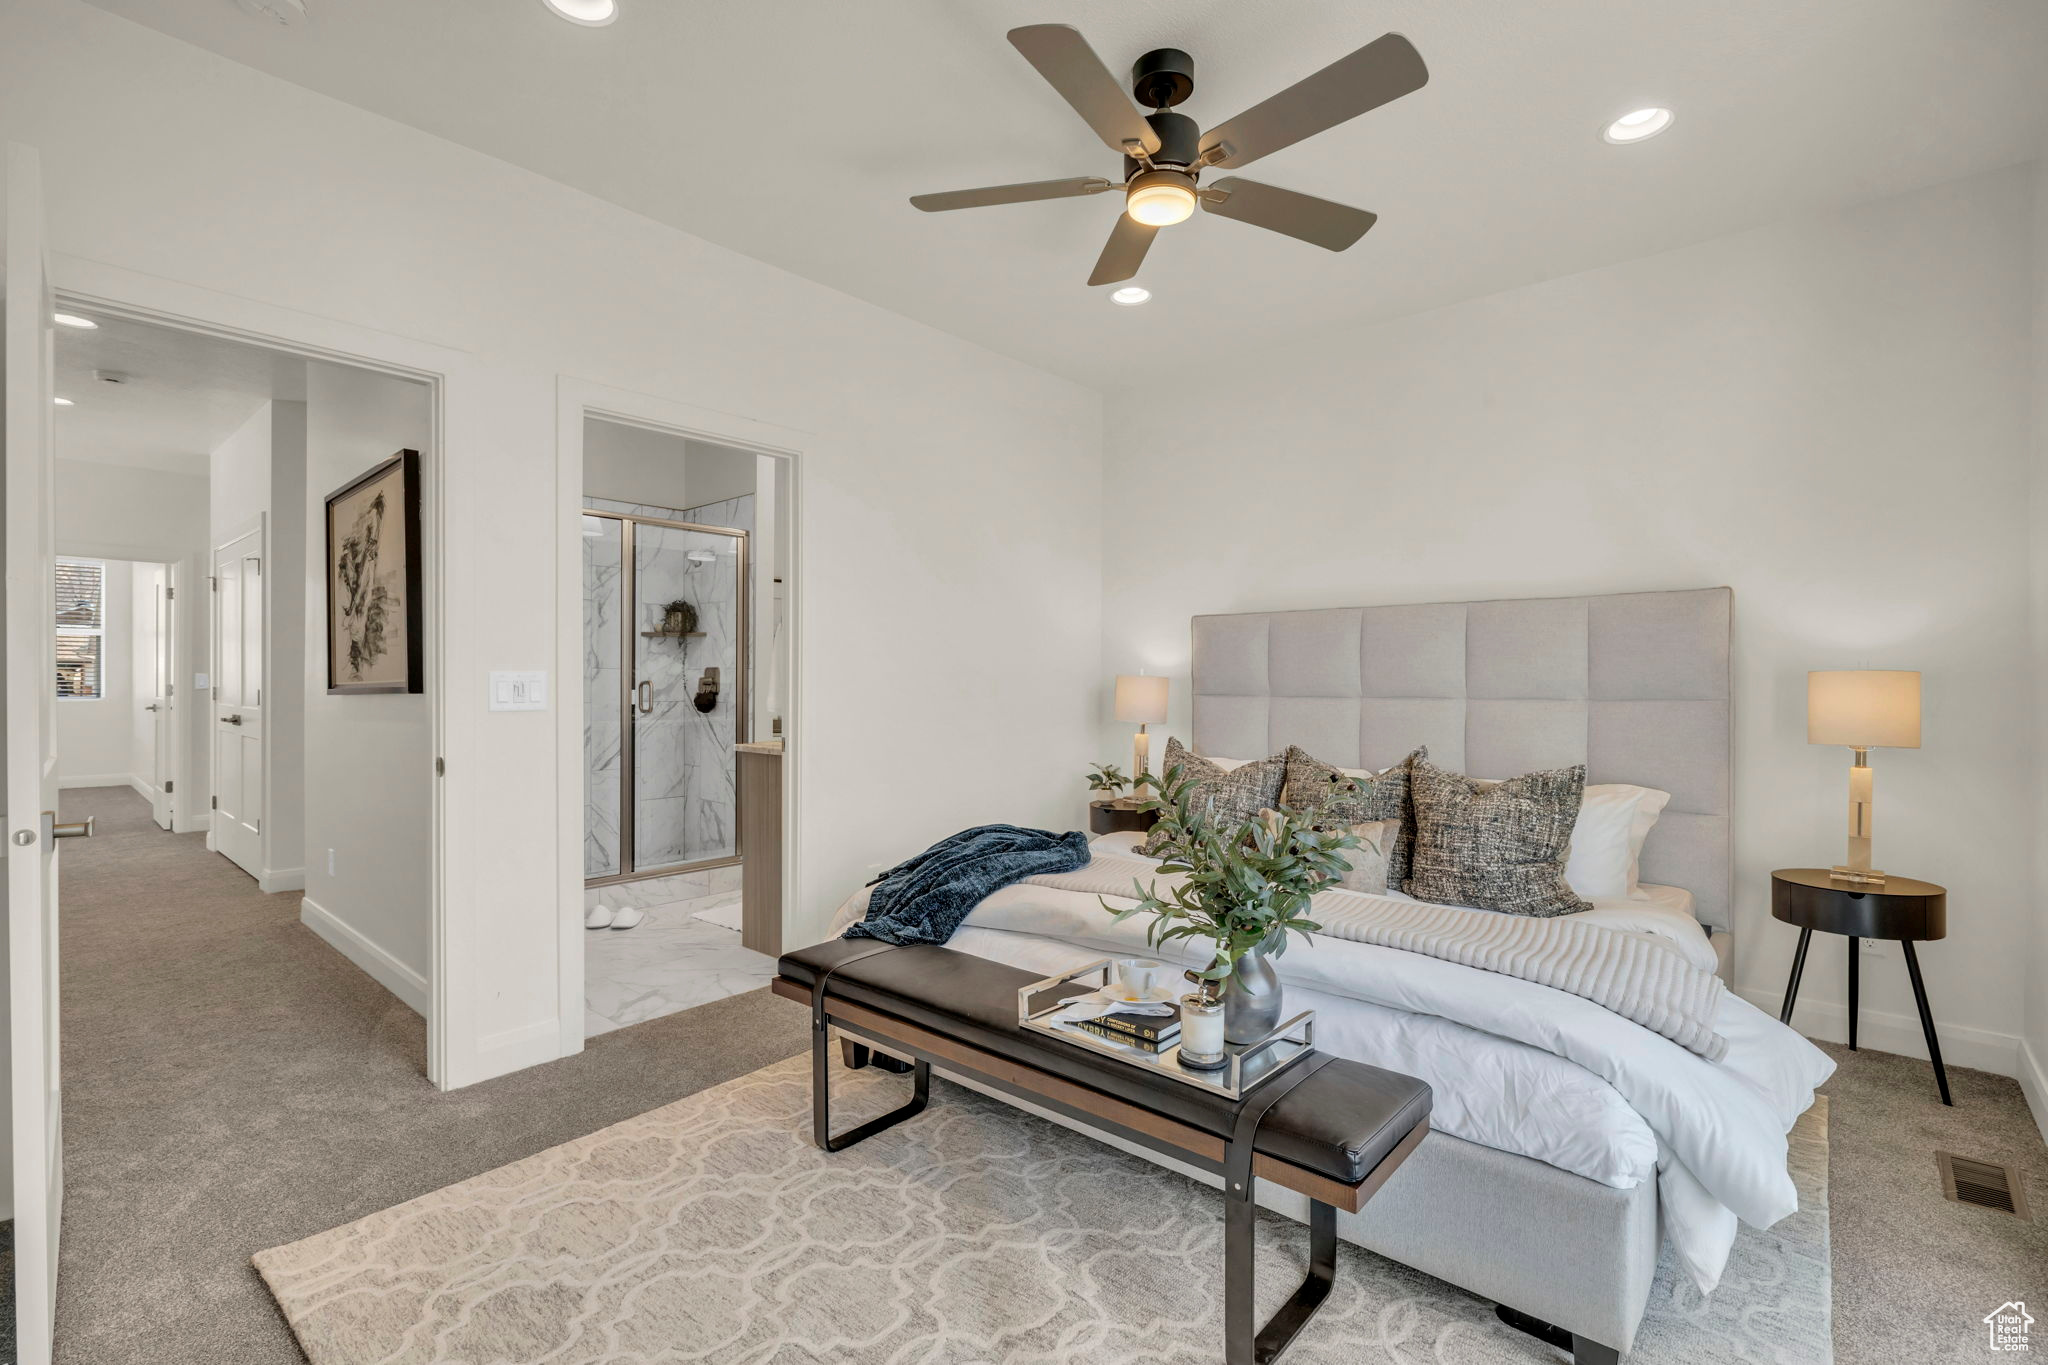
[325,449,423,695]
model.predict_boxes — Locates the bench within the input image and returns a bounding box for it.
[774,940,1433,1365]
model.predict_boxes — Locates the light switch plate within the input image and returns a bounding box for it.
[489,670,548,712]
[194,672,210,691]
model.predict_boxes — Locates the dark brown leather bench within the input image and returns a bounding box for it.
[775,940,1432,1365]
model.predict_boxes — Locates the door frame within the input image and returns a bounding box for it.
[554,377,807,1056]
[50,257,462,1085]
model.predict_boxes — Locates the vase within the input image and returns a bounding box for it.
[1222,936,1283,1044]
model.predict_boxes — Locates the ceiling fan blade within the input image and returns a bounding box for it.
[1199,33,1428,170]
[910,177,1114,212]
[1088,213,1157,286]
[1008,25,1163,156]
[1202,177,1377,251]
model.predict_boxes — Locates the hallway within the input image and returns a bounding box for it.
[51,785,809,1363]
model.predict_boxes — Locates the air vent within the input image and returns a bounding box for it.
[1937,1151,2031,1219]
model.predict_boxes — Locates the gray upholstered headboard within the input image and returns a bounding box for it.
[1190,587,1732,931]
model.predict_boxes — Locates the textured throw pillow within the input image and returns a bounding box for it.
[1406,759,1592,917]
[1258,810,1396,895]
[1139,737,1285,856]
[1278,745,1428,886]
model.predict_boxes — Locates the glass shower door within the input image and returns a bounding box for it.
[630,520,745,872]
[583,514,625,879]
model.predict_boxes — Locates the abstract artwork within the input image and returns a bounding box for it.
[325,449,423,694]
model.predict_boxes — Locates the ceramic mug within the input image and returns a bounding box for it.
[1111,957,1167,1000]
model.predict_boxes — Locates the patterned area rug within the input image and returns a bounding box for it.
[255,1055,1830,1364]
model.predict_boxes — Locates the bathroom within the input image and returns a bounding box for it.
[581,416,787,1034]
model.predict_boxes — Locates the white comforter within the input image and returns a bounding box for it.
[829,832,1834,1294]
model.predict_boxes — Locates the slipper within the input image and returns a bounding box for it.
[585,904,615,929]
[609,906,646,930]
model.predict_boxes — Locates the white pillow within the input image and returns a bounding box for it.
[1564,783,1670,901]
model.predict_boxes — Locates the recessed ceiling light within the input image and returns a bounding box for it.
[1602,107,1673,144]
[52,312,98,329]
[53,397,74,406]
[541,0,617,25]
[1110,286,1151,306]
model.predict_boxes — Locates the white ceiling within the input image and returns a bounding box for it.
[81,0,2048,389]
[54,311,302,477]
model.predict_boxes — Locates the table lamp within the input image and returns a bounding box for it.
[1807,669,1920,885]
[1114,674,1169,798]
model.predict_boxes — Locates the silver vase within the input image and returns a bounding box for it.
[1222,936,1283,1044]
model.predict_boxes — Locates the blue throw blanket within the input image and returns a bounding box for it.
[844,824,1091,946]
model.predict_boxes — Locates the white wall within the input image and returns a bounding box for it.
[2027,156,2048,1136]
[3,0,1099,1086]
[300,362,433,1013]
[582,420,755,512]
[1103,166,2036,1075]
[53,459,210,827]
[52,559,132,785]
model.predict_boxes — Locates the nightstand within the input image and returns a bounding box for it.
[1771,867,1950,1105]
[1088,800,1159,837]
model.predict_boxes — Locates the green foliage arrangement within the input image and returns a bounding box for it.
[1103,764,1371,994]
[1084,762,1130,799]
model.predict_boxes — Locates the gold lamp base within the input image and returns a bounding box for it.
[1829,865,1887,886]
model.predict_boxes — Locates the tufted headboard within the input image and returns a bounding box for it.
[1190,587,1732,931]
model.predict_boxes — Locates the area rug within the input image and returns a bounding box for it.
[255,1055,1831,1364]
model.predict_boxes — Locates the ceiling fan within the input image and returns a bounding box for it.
[910,25,1429,287]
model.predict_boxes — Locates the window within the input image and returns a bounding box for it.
[55,558,106,700]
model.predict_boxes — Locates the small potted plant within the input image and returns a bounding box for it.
[660,599,698,636]
[1084,762,1130,804]
[1105,765,1367,1044]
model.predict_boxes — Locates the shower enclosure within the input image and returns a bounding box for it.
[584,501,748,883]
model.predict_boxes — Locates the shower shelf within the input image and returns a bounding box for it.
[641,631,706,639]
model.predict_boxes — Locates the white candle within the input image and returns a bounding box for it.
[1180,996,1225,1057]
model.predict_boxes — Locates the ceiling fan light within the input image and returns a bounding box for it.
[540,0,617,26]
[1125,171,1197,227]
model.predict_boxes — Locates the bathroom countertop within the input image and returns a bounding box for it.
[734,741,784,756]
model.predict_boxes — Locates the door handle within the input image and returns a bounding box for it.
[144,704,159,713]
[637,681,653,714]
[52,816,94,841]
[224,713,243,726]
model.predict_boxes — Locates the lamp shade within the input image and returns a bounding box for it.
[1114,674,1169,725]
[1808,670,1920,749]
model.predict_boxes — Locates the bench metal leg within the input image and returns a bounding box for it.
[812,1023,929,1152]
[1226,1196,1336,1365]
[1495,1305,1620,1365]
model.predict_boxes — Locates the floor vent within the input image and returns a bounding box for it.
[1936,1151,2031,1219]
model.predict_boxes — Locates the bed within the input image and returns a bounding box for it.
[829,587,1833,1363]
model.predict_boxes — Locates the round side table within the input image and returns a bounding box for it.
[1088,800,1159,837]
[1770,868,1950,1105]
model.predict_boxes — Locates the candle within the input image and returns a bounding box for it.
[1179,993,1226,1068]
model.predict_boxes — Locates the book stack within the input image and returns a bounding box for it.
[1067,1008,1181,1054]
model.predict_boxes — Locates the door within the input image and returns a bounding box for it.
[4,141,65,1365]
[211,524,264,878]
[145,566,174,830]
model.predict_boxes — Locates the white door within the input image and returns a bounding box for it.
[144,565,174,830]
[4,141,66,1365]
[211,525,263,878]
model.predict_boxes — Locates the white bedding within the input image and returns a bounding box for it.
[828,832,1834,1294]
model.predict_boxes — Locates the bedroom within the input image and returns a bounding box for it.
[0,1,2042,1363]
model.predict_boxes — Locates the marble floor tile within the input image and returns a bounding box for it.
[582,887,773,1037]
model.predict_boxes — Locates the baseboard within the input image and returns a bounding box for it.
[1737,985,2020,1077]
[259,867,306,894]
[57,772,134,790]
[126,774,154,803]
[300,897,428,1016]
[2019,1036,2048,1146]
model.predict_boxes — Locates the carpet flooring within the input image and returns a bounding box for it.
[50,786,812,1365]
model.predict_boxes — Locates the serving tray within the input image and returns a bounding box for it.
[1016,959,1315,1101]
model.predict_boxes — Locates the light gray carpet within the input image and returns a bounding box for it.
[255,1054,1831,1365]
[52,786,813,1365]
[1813,1042,2047,1364]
